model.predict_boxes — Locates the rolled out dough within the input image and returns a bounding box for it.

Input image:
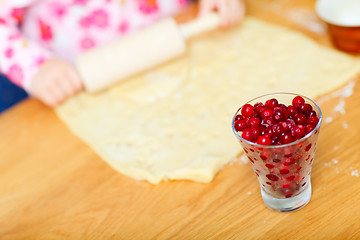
[56,17,360,184]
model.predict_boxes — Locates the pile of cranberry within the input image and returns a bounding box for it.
[233,96,319,146]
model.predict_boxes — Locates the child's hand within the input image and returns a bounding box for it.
[199,0,245,27]
[30,59,83,107]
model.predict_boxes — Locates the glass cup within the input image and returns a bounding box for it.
[232,93,322,212]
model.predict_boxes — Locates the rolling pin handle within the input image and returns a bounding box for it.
[179,13,220,40]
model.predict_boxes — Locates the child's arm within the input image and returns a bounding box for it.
[199,0,245,26]
[0,3,83,106]
[31,59,83,107]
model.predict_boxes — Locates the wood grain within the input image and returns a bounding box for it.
[1,0,360,239]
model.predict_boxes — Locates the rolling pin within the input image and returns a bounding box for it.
[75,13,220,93]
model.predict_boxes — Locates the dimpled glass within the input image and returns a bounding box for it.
[232,93,322,212]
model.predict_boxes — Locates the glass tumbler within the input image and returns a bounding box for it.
[232,93,322,212]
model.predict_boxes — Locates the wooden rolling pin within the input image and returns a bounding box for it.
[75,13,220,93]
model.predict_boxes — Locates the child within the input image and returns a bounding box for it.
[0,0,245,107]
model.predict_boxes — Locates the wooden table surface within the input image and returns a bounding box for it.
[1,1,360,239]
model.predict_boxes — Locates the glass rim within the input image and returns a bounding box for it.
[232,92,323,149]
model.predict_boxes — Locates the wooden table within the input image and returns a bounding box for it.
[1,1,360,239]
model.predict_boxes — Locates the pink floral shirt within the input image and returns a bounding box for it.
[0,0,190,92]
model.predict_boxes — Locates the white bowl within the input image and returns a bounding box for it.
[315,0,360,52]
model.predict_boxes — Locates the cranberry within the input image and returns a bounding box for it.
[242,128,253,141]
[285,119,296,131]
[261,108,274,119]
[281,132,293,144]
[292,125,305,138]
[294,113,307,125]
[307,110,317,118]
[257,134,272,145]
[284,158,296,166]
[305,124,316,133]
[265,164,274,169]
[282,183,291,189]
[262,117,276,127]
[255,105,266,114]
[280,169,290,174]
[235,95,319,148]
[265,98,279,109]
[234,114,244,121]
[307,116,319,125]
[273,158,281,163]
[249,116,261,127]
[298,103,312,113]
[292,96,305,106]
[234,119,247,132]
[251,127,261,140]
[260,154,267,161]
[305,143,312,151]
[273,109,286,122]
[241,104,254,117]
[265,127,274,136]
[266,174,279,181]
[260,125,267,135]
[287,105,297,116]
[286,175,295,181]
[254,102,264,112]
[271,124,284,136]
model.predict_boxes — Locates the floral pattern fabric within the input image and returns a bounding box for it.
[0,0,190,91]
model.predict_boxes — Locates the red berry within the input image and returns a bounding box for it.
[292,96,305,106]
[307,116,319,125]
[273,109,286,122]
[254,102,264,112]
[242,128,253,141]
[234,114,244,121]
[236,96,318,147]
[271,123,284,136]
[251,127,261,140]
[265,164,274,169]
[234,119,247,132]
[249,116,261,127]
[287,105,297,116]
[305,124,316,133]
[280,169,290,174]
[285,119,295,131]
[261,108,274,119]
[286,175,295,181]
[266,174,279,181]
[282,183,291,189]
[265,98,278,109]
[307,110,317,118]
[284,158,296,166]
[255,105,266,114]
[298,103,312,113]
[257,134,272,145]
[241,104,254,117]
[294,113,307,125]
[292,125,305,138]
[262,117,276,128]
[281,132,293,144]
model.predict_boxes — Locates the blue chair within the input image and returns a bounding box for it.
[0,74,28,113]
